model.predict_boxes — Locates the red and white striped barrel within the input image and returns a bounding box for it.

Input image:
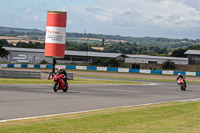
[45,11,67,58]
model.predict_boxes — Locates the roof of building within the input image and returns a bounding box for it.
[4,47,44,53]
[3,47,126,58]
[126,55,188,61]
[65,51,126,58]
[184,50,200,55]
[3,47,188,60]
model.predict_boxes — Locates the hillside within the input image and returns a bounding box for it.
[0,26,200,49]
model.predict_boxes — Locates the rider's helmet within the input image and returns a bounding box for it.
[178,73,181,76]
[58,66,63,72]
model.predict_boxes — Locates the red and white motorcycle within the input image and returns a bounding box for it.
[177,78,186,91]
[53,73,69,92]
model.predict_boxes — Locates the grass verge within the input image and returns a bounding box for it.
[0,78,148,85]
[1,101,200,132]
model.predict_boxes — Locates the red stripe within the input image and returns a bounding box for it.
[45,43,65,57]
[46,13,67,27]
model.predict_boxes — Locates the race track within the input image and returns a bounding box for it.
[0,78,200,121]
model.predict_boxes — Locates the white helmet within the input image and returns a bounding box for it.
[58,66,63,71]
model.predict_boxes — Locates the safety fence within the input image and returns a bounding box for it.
[0,69,41,79]
[0,64,200,76]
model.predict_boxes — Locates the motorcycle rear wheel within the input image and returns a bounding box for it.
[63,84,68,92]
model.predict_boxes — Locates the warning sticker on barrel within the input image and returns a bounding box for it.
[45,26,66,44]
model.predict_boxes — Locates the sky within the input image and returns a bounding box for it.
[0,0,200,39]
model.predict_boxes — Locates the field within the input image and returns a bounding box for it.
[0,36,44,45]
[0,35,128,45]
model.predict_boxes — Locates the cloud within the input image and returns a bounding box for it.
[64,0,200,28]
[30,16,40,22]
[24,5,36,14]
[59,0,200,38]
[93,0,200,28]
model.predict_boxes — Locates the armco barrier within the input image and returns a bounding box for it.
[87,66,97,70]
[107,67,118,72]
[151,70,162,74]
[174,71,186,76]
[0,69,74,80]
[129,69,139,73]
[0,69,40,79]
[0,64,200,76]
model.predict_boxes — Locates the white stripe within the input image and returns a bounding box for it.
[139,69,151,74]
[118,68,129,73]
[55,65,66,69]
[14,64,21,68]
[40,65,47,68]
[76,66,87,70]
[28,64,34,68]
[186,72,196,76]
[162,70,174,75]
[97,67,107,71]
[0,64,8,68]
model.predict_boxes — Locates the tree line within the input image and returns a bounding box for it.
[1,38,199,58]
[1,26,200,50]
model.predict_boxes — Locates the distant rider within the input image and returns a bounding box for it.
[57,66,67,86]
[176,73,187,87]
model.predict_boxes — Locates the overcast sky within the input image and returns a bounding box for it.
[0,0,200,39]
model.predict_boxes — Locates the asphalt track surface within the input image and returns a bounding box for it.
[0,78,200,121]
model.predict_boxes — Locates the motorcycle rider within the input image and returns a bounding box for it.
[176,73,187,87]
[57,66,67,86]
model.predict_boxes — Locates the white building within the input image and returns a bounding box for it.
[125,55,188,65]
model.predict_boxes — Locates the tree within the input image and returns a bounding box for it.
[162,60,176,70]
[0,40,10,58]
[101,38,105,47]
[104,58,120,67]
[0,46,10,58]
[91,57,104,66]
[0,39,14,47]
[40,60,48,64]
[188,45,200,50]
[171,48,187,57]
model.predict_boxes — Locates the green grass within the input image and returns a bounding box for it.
[0,78,147,85]
[1,101,200,132]
[76,74,200,84]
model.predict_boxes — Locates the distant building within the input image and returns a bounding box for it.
[184,50,200,65]
[0,47,127,64]
[125,55,188,64]
[0,47,189,69]
[1,47,52,64]
[125,55,188,69]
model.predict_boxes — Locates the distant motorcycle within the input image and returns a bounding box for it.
[177,78,186,91]
[53,73,69,92]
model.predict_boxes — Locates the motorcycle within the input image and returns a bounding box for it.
[53,72,69,92]
[177,78,186,91]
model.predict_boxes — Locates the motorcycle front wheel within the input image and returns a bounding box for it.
[181,84,186,91]
[53,83,59,92]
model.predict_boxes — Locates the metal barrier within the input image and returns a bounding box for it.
[0,70,40,79]
[0,70,73,80]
